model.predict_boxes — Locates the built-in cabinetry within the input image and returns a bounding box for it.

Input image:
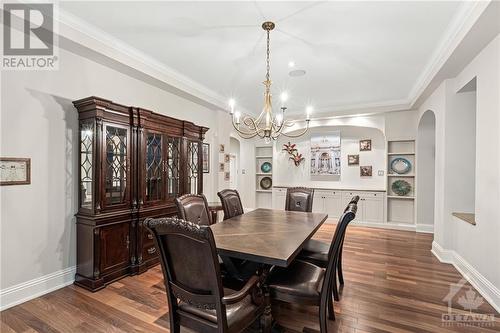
[255,145,273,209]
[386,140,416,225]
[74,96,208,291]
[273,187,385,223]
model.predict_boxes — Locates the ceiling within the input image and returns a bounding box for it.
[60,1,466,117]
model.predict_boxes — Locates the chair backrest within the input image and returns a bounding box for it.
[320,197,359,306]
[285,187,314,212]
[144,217,227,325]
[175,193,212,225]
[217,189,244,220]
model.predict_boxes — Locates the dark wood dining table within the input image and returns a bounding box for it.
[210,208,328,332]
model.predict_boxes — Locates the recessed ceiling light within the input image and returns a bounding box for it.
[289,69,306,77]
[288,61,295,68]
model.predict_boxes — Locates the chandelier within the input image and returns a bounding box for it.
[230,21,311,144]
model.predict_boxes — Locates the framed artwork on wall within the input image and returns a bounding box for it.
[224,154,230,163]
[360,139,372,151]
[0,157,31,186]
[224,172,230,181]
[219,163,225,172]
[360,165,372,177]
[348,154,359,165]
[310,132,341,176]
[202,143,210,173]
[219,144,225,153]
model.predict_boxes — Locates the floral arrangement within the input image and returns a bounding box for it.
[282,142,305,167]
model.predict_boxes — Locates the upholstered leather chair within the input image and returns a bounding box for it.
[285,187,314,212]
[175,193,213,225]
[218,189,244,220]
[298,196,360,301]
[267,202,358,332]
[144,217,264,333]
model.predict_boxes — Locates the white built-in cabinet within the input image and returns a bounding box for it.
[272,187,385,224]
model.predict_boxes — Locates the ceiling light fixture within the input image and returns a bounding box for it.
[229,21,310,143]
[288,61,295,68]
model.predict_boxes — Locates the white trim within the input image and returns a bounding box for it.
[416,224,434,234]
[0,266,76,312]
[350,221,418,232]
[431,241,500,313]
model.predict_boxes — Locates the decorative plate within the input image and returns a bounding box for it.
[390,157,412,174]
[260,162,272,173]
[391,180,412,196]
[260,176,273,190]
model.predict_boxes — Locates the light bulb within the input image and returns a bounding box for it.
[306,106,313,120]
[234,111,241,124]
[228,99,235,114]
[280,92,288,107]
[288,61,295,68]
[264,137,271,144]
[276,113,283,126]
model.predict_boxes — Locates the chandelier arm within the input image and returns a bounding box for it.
[280,121,310,138]
[232,119,260,137]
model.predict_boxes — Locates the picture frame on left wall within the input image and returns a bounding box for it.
[202,143,210,173]
[0,157,31,185]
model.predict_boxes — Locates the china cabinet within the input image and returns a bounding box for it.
[74,96,208,291]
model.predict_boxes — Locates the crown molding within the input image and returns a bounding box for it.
[55,3,487,117]
[57,8,236,113]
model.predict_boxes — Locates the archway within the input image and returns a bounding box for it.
[229,136,240,189]
[416,110,436,231]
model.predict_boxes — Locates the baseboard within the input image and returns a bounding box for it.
[0,266,76,312]
[431,241,500,313]
[416,224,434,233]
[352,220,418,232]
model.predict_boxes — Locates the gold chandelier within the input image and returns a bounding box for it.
[230,21,311,143]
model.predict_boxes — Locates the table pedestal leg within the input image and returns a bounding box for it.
[260,284,273,333]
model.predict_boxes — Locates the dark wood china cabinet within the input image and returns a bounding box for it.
[74,97,208,291]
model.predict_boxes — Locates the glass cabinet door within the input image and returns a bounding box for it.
[80,121,94,211]
[144,131,164,203]
[103,124,129,209]
[166,137,181,198]
[187,140,200,194]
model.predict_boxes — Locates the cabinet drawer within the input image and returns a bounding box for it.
[360,192,383,199]
[142,243,158,262]
[273,188,287,194]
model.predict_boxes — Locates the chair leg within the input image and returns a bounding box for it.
[319,299,329,333]
[328,291,335,321]
[332,274,340,302]
[337,250,344,285]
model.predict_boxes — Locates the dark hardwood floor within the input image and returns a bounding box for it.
[1,223,498,332]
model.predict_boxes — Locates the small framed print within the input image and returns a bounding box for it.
[224,154,230,163]
[0,157,31,185]
[202,143,210,173]
[219,144,225,153]
[224,172,230,181]
[360,165,372,177]
[348,154,359,165]
[219,163,225,172]
[359,139,372,151]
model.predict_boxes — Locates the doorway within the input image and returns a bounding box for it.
[416,110,436,230]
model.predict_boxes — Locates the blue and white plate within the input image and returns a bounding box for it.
[390,157,412,174]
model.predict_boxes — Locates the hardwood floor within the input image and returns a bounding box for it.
[1,223,499,333]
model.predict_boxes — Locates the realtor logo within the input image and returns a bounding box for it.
[2,2,58,69]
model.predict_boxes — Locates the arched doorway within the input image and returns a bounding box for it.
[229,136,240,189]
[416,110,436,231]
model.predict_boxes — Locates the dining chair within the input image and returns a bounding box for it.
[175,193,213,225]
[144,217,264,333]
[285,187,314,212]
[298,196,360,301]
[267,202,358,332]
[218,189,244,220]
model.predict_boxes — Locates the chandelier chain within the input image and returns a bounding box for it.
[266,29,270,85]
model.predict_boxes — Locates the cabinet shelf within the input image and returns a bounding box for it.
[256,190,272,193]
[256,172,272,176]
[387,195,415,200]
[256,155,273,159]
[387,174,415,177]
[388,152,415,155]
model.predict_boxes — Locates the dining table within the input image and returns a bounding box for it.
[210,208,328,332]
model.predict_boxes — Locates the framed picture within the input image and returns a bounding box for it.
[202,143,210,173]
[360,165,372,177]
[219,163,225,172]
[224,172,230,181]
[359,139,372,151]
[310,132,341,176]
[0,157,31,185]
[219,144,225,153]
[224,154,230,163]
[348,154,359,165]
